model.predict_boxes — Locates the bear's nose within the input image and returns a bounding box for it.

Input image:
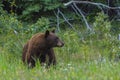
[60,42,64,47]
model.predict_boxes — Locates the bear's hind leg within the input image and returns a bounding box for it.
[28,57,35,68]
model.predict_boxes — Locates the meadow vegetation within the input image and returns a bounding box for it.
[0,11,120,80]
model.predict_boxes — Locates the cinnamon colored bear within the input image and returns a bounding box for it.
[22,30,64,68]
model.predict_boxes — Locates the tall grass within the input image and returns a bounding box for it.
[0,13,120,80]
[0,29,120,80]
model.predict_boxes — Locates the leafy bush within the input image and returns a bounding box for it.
[93,13,111,40]
[25,17,50,34]
[0,13,52,61]
[0,14,23,34]
[0,14,23,61]
[5,0,63,22]
[90,13,119,60]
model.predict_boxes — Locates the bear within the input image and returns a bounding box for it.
[22,30,64,68]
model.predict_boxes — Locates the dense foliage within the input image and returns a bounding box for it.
[1,0,120,22]
[0,0,120,80]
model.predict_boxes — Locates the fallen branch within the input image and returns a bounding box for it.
[64,0,120,30]
[73,3,92,31]
[58,8,76,31]
[64,1,120,10]
[71,4,80,16]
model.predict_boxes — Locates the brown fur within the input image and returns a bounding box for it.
[22,30,64,68]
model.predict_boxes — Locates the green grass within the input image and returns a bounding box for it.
[0,11,120,80]
[0,29,120,80]
[0,53,120,80]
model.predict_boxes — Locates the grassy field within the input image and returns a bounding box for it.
[0,29,120,80]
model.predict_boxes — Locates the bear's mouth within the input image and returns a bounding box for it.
[57,42,64,47]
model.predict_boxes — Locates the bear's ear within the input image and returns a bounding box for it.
[51,29,55,33]
[45,30,49,38]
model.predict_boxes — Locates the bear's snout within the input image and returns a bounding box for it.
[57,41,64,47]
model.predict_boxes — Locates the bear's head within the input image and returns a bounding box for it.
[45,30,64,48]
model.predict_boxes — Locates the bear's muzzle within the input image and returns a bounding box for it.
[57,41,64,47]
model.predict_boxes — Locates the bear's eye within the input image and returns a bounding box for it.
[54,37,58,41]
[55,37,58,40]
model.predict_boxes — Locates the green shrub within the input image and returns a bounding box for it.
[0,14,23,34]
[0,14,51,61]
[90,12,119,60]
[25,17,50,34]
[93,13,111,40]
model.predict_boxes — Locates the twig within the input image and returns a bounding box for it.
[71,4,80,16]
[119,34,120,40]
[57,9,60,31]
[73,3,92,31]
[14,30,24,47]
[53,9,60,31]
[58,8,76,31]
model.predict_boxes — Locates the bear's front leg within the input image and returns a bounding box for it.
[39,54,46,66]
[47,48,56,67]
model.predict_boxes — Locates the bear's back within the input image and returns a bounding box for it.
[28,33,46,49]
[31,33,44,39]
